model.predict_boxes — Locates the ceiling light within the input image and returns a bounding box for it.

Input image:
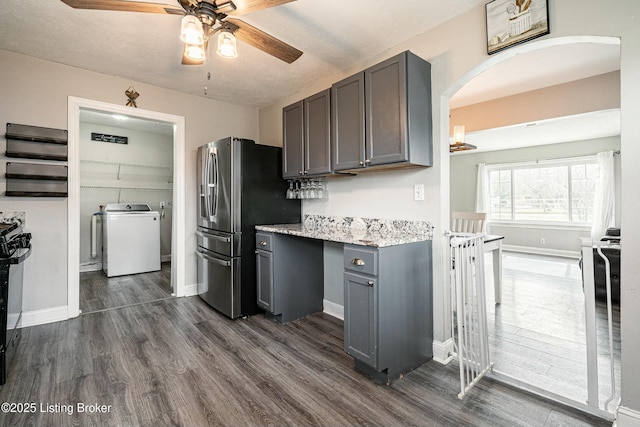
[180,14,204,45]
[449,125,477,153]
[184,43,206,61]
[217,29,238,58]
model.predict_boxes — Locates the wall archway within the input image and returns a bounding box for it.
[440,34,621,415]
[443,35,620,100]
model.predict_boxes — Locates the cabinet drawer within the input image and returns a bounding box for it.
[344,245,378,276]
[256,233,273,251]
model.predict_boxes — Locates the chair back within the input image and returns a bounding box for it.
[451,211,486,233]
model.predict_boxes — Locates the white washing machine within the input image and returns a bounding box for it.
[102,203,161,277]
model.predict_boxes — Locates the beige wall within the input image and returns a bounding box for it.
[0,50,259,315]
[258,0,640,418]
[451,71,620,133]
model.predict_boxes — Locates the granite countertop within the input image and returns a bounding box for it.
[256,215,433,248]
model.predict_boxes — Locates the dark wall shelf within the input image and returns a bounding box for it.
[4,123,69,197]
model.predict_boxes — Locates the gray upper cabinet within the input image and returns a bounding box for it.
[282,89,332,178]
[332,51,432,172]
[282,100,304,179]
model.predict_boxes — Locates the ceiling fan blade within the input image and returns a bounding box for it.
[60,0,184,14]
[225,18,302,64]
[225,0,296,16]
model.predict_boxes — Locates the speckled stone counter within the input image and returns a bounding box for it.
[256,214,433,247]
[0,212,25,227]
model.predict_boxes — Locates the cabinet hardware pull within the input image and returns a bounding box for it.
[352,258,365,266]
[365,159,371,164]
[259,241,267,246]
[358,161,364,166]
[367,280,374,286]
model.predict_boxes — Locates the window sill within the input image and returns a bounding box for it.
[489,221,591,232]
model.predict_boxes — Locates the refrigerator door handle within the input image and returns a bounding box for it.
[211,149,219,219]
[196,250,232,267]
[203,148,212,220]
[196,230,231,243]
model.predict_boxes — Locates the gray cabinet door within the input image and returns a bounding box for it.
[344,272,377,367]
[331,73,365,171]
[304,89,332,176]
[282,100,304,179]
[256,249,275,312]
[365,53,408,166]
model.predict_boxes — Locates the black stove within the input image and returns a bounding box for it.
[0,220,31,384]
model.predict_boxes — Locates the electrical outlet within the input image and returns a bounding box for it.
[540,237,546,245]
[414,184,425,201]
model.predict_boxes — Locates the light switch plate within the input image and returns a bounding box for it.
[414,184,425,201]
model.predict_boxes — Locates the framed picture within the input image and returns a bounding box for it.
[485,0,549,55]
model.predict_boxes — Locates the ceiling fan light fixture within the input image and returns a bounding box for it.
[217,29,238,58]
[184,43,206,61]
[180,14,205,45]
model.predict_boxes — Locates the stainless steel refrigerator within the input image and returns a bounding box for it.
[197,137,300,318]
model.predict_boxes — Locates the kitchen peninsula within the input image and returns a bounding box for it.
[256,215,433,384]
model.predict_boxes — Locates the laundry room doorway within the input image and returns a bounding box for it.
[67,97,186,318]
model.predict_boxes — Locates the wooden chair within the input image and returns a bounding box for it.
[451,211,486,234]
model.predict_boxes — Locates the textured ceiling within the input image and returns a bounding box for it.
[1,0,622,150]
[0,0,488,107]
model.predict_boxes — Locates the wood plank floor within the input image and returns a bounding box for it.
[79,262,172,314]
[484,252,621,412]
[0,296,610,427]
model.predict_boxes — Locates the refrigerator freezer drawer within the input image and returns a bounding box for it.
[196,249,241,318]
[196,227,239,258]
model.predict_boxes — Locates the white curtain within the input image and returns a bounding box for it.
[591,151,615,240]
[475,163,489,214]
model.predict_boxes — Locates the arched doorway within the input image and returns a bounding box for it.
[443,36,621,418]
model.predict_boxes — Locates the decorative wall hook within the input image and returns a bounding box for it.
[125,86,139,108]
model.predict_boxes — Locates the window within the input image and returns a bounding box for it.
[487,157,598,225]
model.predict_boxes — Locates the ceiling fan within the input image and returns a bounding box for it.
[59,0,303,65]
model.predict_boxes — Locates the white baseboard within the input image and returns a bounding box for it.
[503,244,581,259]
[616,406,640,427]
[80,262,102,272]
[19,305,69,328]
[432,338,455,364]
[323,299,344,320]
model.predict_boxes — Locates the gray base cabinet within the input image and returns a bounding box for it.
[255,232,324,323]
[343,241,432,384]
[332,51,432,173]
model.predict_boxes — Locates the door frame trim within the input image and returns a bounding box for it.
[67,96,187,318]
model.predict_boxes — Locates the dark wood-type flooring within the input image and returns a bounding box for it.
[79,262,172,314]
[484,252,621,412]
[0,295,610,426]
